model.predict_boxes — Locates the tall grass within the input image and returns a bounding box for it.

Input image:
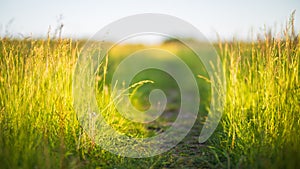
[0,37,156,168]
[0,38,81,168]
[209,15,300,168]
[0,15,299,168]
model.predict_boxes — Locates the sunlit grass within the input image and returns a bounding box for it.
[207,15,300,168]
[0,38,158,168]
[0,14,299,168]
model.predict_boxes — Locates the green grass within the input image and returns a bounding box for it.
[210,25,300,168]
[0,38,161,168]
[0,15,299,168]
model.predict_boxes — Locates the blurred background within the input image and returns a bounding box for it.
[0,0,299,42]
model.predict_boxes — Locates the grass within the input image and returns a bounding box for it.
[210,20,300,168]
[0,15,299,168]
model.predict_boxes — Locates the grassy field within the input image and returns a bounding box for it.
[0,17,299,168]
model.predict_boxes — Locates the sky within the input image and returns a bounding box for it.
[0,0,299,42]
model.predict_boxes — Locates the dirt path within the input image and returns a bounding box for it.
[147,110,212,169]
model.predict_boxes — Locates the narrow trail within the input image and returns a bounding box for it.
[148,110,211,169]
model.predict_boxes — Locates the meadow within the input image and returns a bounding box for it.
[0,16,299,168]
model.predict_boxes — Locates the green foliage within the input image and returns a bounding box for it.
[0,38,160,168]
[0,14,299,168]
[207,18,300,168]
